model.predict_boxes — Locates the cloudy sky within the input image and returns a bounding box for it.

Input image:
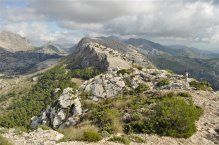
[0,0,219,51]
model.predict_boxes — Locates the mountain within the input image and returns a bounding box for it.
[34,42,67,56]
[67,37,154,71]
[0,31,33,52]
[125,38,219,59]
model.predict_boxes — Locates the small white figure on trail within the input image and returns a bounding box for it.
[185,71,190,89]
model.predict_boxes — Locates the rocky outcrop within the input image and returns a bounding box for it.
[80,68,191,100]
[31,88,82,129]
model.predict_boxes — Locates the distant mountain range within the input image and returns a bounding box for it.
[0,31,64,75]
[0,31,33,52]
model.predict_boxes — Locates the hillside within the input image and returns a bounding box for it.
[0,47,61,75]
[35,42,67,56]
[0,31,33,52]
[0,38,218,145]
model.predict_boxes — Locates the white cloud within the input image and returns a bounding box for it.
[1,0,219,49]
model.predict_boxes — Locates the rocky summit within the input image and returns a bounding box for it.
[67,38,153,71]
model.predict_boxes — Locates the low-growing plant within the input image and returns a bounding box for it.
[58,124,101,142]
[189,81,211,91]
[135,83,149,94]
[128,135,146,143]
[117,69,133,75]
[156,78,170,87]
[91,106,123,134]
[71,67,101,80]
[177,92,192,97]
[83,130,102,142]
[108,136,130,145]
[133,64,143,70]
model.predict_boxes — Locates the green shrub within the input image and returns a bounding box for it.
[91,107,122,134]
[0,134,12,145]
[71,67,101,80]
[189,81,211,91]
[123,77,132,87]
[133,64,143,70]
[177,92,192,97]
[124,95,203,138]
[156,78,170,87]
[109,136,130,145]
[128,135,146,143]
[83,130,102,142]
[151,97,203,138]
[135,83,149,94]
[117,69,133,75]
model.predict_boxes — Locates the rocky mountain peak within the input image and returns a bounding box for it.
[67,37,154,71]
[0,30,33,52]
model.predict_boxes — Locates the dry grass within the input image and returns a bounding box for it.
[58,124,101,142]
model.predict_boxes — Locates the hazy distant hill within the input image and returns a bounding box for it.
[0,31,33,52]
[34,42,67,55]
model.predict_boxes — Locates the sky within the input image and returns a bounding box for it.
[0,0,219,51]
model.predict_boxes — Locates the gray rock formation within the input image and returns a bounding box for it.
[67,37,154,71]
[31,88,82,129]
[80,68,188,99]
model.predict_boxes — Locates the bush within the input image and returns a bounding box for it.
[71,67,101,80]
[156,78,170,87]
[135,83,149,94]
[133,64,143,70]
[0,134,12,145]
[124,95,203,138]
[91,106,123,134]
[189,81,211,91]
[151,97,203,138]
[109,136,130,145]
[177,92,192,97]
[117,69,133,75]
[83,130,102,142]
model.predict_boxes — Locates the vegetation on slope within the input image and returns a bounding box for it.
[0,66,77,129]
[81,92,203,139]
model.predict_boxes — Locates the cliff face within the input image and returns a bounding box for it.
[67,37,154,71]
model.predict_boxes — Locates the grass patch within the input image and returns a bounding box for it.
[189,81,211,91]
[0,134,13,145]
[108,136,130,145]
[156,78,170,87]
[58,124,102,142]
